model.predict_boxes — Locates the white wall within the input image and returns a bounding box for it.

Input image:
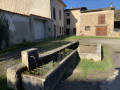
[0,11,33,44]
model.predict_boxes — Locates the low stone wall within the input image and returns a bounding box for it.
[7,41,79,90]
[77,44,101,61]
[22,50,77,90]
[7,64,27,89]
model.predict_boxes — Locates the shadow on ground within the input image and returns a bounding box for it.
[0,37,71,62]
[54,50,120,90]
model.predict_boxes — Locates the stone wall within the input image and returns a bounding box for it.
[77,44,102,62]
[79,10,114,37]
[7,41,79,90]
[22,50,77,90]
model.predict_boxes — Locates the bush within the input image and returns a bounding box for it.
[0,14,10,49]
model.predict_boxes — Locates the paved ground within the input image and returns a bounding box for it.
[54,39,120,90]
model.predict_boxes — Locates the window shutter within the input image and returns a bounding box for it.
[101,15,105,24]
[98,15,101,24]
[98,14,105,24]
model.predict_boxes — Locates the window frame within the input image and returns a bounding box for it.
[67,13,70,16]
[53,7,56,20]
[59,10,61,20]
[85,26,91,31]
[67,18,70,25]
[60,27,61,34]
[73,28,76,35]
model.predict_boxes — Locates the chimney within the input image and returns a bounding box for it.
[71,7,74,9]
[110,3,113,7]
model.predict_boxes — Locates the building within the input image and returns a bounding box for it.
[0,0,66,45]
[64,7,87,36]
[64,5,120,37]
[0,0,52,45]
[80,7,115,37]
[47,0,66,38]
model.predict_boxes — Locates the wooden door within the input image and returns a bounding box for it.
[96,26,107,36]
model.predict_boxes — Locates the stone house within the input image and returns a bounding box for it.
[0,0,66,45]
[0,0,51,45]
[64,7,87,36]
[80,7,115,37]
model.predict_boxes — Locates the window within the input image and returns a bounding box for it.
[53,7,56,20]
[62,27,64,33]
[73,28,76,35]
[114,21,120,32]
[60,27,61,34]
[85,26,91,31]
[67,13,70,16]
[98,14,105,24]
[66,28,70,35]
[54,25,56,37]
[67,18,70,25]
[59,10,61,20]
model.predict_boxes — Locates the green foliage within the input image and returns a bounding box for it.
[0,14,10,49]
[0,75,13,90]
[53,62,58,66]
[64,36,120,40]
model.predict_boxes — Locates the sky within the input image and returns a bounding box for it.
[63,0,120,10]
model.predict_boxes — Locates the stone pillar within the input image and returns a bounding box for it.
[21,48,39,70]
[7,64,25,90]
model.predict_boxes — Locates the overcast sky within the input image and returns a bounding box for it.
[63,0,120,10]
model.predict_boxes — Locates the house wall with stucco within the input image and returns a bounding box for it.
[0,11,49,45]
[0,0,51,19]
[46,0,65,38]
[79,10,115,37]
[64,9,80,36]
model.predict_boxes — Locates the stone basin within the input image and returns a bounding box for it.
[77,43,102,62]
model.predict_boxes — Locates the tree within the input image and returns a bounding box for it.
[0,14,10,49]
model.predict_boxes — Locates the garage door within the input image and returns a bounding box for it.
[34,20,45,40]
[96,26,107,36]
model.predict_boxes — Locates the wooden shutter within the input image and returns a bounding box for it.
[98,14,105,24]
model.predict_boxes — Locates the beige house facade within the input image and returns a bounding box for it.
[64,7,87,36]
[64,6,120,37]
[80,7,115,37]
[47,0,66,38]
[80,7,120,37]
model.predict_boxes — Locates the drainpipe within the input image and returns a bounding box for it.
[78,10,81,36]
